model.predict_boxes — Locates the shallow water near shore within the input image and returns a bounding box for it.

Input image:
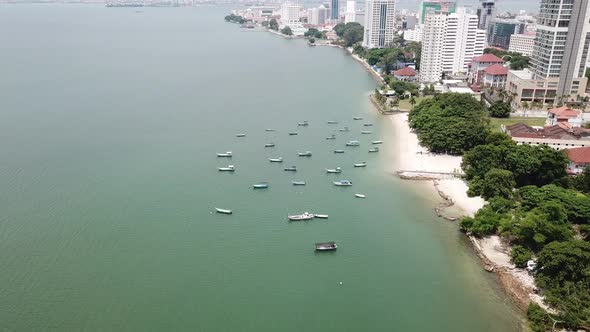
[0,5,525,331]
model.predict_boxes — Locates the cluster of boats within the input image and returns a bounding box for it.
[215,117,382,251]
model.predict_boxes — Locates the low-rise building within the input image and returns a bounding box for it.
[503,122,590,150]
[508,33,535,56]
[468,54,505,87]
[393,67,418,81]
[566,147,590,174]
[546,106,583,127]
[481,63,508,88]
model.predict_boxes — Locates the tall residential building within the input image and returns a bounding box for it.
[418,0,455,24]
[308,5,328,25]
[362,0,396,49]
[344,0,356,23]
[508,33,535,56]
[487,19,526,49]
[280,2,301,25]
[477,0,495,31]
[420,7,486,82]
[330,0,340,22]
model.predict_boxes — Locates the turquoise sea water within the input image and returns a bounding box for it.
[0,5,524,331]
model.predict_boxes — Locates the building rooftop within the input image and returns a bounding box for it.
[393,67,418,76]
[483,64,509,75]
[508,69,533,80]
[506,123,590,140]
[567,147,590,164]
[548,106,580,119]
[472,54,505,63]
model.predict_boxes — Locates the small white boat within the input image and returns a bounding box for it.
[346,141,360,147]
[284,166,297,172]
[288,212,315,221]
[298,151,312,157]
[371,140,383,145]
[333,180,353,186]
[217,151,232,157]
[298,121,309,126]
[269,158,283,163]
[265,128,275,132]
[218,165,235,172]
[369,147,379,153]
[265,143,275,148]
[315,242,337,251]
[326,134,336,140]
[353,117,363,120]
[253,183,269,189]
[235,134,246,137]
[361,131,372,134]
[314,214,329,219]
[326,167,342,174]
[339,127,350,132]
[334,150,345,154]
[355,194,366,198]
[215,208,232,214]
[363,123,373,127]
[288,132,298,136]
[353,162,367,167]
[327,121,338,124]
[291,181,306,185]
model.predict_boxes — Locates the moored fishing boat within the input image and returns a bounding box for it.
[253,183,269,189]
[265,128,275,132]
[298,151,312,157]
[284,166,297,172]
[297,121,309,126]
[353,162,367,167]
[215,208,232,214]
[288,212,314,221]
[235,133,246,137]
[363,123,373,127]
[218,165,235,172]
[217,151,232,157]
[289,132,298,136]
[269,157,283,163]
[265,143,275,148]
[339,127,350,132]
[326,167,342,173]
[333,180,352,186]
[315,242,337,251]
[334,150,345,153]
[326,134,336,140]
[355,194,366,198]
[353,117,363,120]
[327,121,338,124]
[291,181,306,185]
[361,131,372,134]
[369,147,379,153]
[371,140,383,145]
[313,214,328,219]
[345,140,360,147]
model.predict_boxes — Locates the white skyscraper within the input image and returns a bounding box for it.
[345,1,356,23]
[362,0,396,49]
[280,2,301,25]
[420,8,486,82]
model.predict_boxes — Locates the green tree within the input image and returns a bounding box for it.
[269,19,279,31]
[342,23,364,46]
[468,168,516,199]
[574,166,590,194]
[333,23,345,36]
[527,303,555,332]
[408,93,490,155]
[304,28,319,37]
[409,96,416,109]
[308,37,315,44]
[488,101,511,118]
[281,26,293,36]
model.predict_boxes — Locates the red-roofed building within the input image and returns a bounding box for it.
[468,53,505,87]
[546,106,582,127]
[566,147,590,174]
[503,123,590,150]
[481,64,509,88]
[393,67,418,81]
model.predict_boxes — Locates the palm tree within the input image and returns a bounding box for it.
[409,96,417,109]
[521,101,529,110]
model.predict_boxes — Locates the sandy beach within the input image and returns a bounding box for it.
[389,113,484,217]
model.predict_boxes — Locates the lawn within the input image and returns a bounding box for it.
[488,117,546,132]
[398,96,432,111]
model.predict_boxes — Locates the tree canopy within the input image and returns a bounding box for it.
[484,48,530,70]
[281,26,293,36]
[333,22,364,47]
[224,14,246,24]
[408,93,490,155]
[488,101,511,118]
[269,19,279,31]
[304,28,323,39]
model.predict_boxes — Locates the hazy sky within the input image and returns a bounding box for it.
[396,0,538,14]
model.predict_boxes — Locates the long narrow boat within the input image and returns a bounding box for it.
[298,151,312,157]
[264,143,275,148]
[346,141,360,147]
[265,128,275,132]
[353,117,363,120]
[361,131,372,134]
[218,165,235,172]
[215,208,232,214]
[314,214,328,219]
[326,134,336,140]
[235,133,246,137]
[326,167,342,173]
[315,242,337,251]
[327,121,338,124]
[288,212,314,221]
[363,123,373,127]
[333,180,352,186]
[369,147,379,153]
[334,150,345,154]
[371,140,383,145]
[288,132,298,136]
[269,157,283,163]
[284,166,297,172]
[355,194,366,198]
[291,181,306,185]
[353,162,367,167]
[253,183,269,189]
[217,151,232,157]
